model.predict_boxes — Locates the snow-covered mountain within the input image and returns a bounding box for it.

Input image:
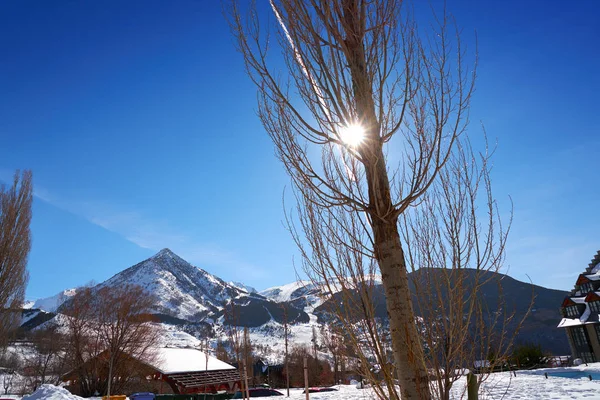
[228,281,258,294]
[22,249,572,356]
[97,248,250,321]
[260,281,316,302]
[26,288,77,312]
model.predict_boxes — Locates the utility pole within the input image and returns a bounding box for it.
[283,305,290,397]
[304,356,309,400]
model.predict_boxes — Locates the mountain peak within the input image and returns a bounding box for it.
[98,248,247,321]
[144,248,192,272]
[155,248,175,257]
[149,248,186,263]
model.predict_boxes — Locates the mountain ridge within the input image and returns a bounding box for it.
[23,249,570,355]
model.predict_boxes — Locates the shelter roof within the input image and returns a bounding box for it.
[150,348,235,374]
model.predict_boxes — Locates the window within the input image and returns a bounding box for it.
[595,324,600,340]
[590,301,600,313]
[566,306,580,318]
[571,326,589,347]
[580,351,596,363]
[580,282,594,293]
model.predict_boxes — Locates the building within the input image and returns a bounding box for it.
[64,347,241,395]
[150,347,241,394]
[558,250,600,363]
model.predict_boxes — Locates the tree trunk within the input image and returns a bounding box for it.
[340,1,431,396]
[467,372,478,400]
[371,214,431,399]
[107,356,113,398]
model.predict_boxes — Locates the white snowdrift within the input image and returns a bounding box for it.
[22,385,84,400]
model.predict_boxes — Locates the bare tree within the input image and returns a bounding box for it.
[2,370,15,395]
[320,323,344,385]
[287,344,331,387]
[23,324,68,391]
[215,340,233,364]
[291,138,525,399]
[62,286,105,396]
[229,1,475,397]
[1,351,19,394]
[0,170,32,347]
[96,285,160,397]
[224,301,249,399]
[62,285,161,397]
[296,222,401,399]
[401,141,528,399]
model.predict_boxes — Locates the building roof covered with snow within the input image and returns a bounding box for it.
[149,347,236,374]
[63,347,240,395]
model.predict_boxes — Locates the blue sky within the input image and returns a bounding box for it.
[0,1,598,299]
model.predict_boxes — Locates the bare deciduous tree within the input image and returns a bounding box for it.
[63,286,104,397]
[401,141,528,399]
[224,301,249,399]
[292,139,525,399]
[287,345,330,387]
[0,170,32,347]
[96,285,160,397]
[23,324,68,391]
[215,340,233,364]
[1,352,19,394]
[320,323,344,385]
[229,1,475,397]
[63,284,161,397]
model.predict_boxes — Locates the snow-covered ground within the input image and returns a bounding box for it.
[450,367,600,399]
[6,364,600,400]
[260,366,600,399]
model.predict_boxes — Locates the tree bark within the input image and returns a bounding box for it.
[370,192,430,399]
[107,358,113,397]
[342,1,430,396]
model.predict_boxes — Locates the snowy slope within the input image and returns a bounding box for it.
[229,281,258,294]
[260,281,316,302]
[97,248,248,321]
[260,277,382,305]
[260,280,326,314]
[28,288,77,312]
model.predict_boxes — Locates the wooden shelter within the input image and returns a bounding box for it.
[149,348,241,394]
[63,347,241,395]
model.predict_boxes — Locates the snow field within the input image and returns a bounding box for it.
[246,365,600,399]
[7,365,600,400]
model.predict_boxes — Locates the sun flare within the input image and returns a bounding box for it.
[339,124,365,147]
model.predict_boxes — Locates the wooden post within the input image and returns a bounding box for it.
[467,372,478,400]
[304,356,309,400]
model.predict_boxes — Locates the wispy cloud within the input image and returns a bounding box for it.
[17,180,267,280]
